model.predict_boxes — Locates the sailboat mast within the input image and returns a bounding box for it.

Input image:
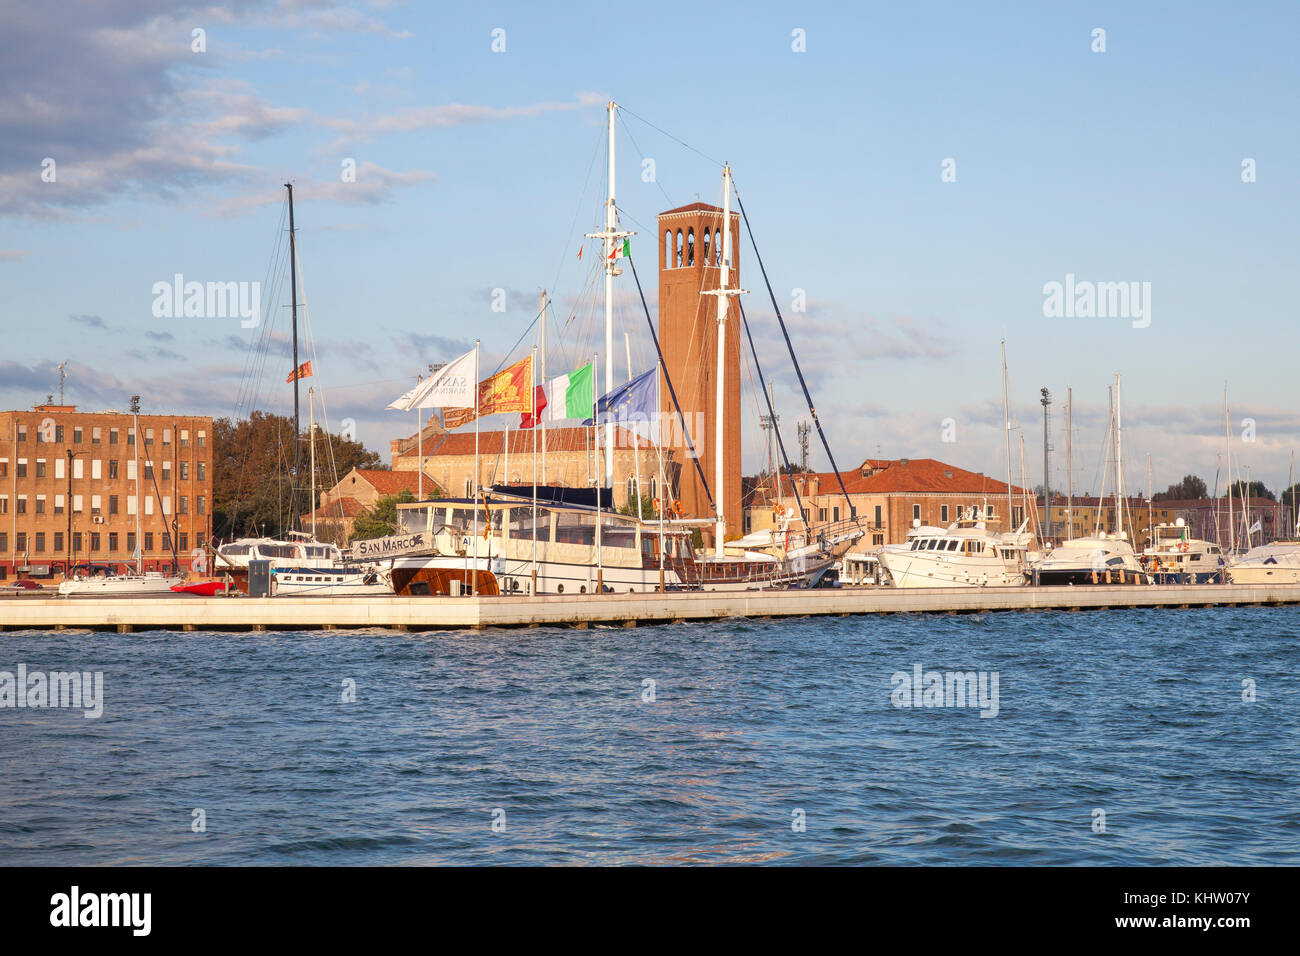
[1225,386,1234,552]
[713,165,734,558]
[603,101,616,491]
[286,182,301,532]
[1000,340,1012,527]
[133,407,142,574]
[309,386,316,540]
[1114,374,1125,539]
[539,289,548,484]
[1065,386,1073,539]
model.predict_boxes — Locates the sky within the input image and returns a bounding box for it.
[2,0,1298,498]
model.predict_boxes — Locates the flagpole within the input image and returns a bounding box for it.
[473,339,480,597]
[658,369,665,592]
[531,346,538,595]
[594,350,602,594]
[625,331,643,520]
[416,373,423,501]
[539,290,548,485]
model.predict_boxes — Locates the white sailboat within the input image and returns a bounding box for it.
[1227,450,1300,584]
[1035,375,1150,585]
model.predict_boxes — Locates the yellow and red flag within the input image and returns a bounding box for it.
[286,360,313,383]
[443,357,533,429]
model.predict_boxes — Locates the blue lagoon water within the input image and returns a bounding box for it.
[1,607,1297,865]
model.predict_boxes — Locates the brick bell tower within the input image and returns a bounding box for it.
[657,201,742,543]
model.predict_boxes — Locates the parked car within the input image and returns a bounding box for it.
[4,579,44,590]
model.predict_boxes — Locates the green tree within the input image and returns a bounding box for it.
[213,411,384,538]
[1227,479,1275,501]
[1153,474,1208,501]
[351,491,416,539]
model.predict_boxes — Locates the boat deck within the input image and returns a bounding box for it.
[2,582,1299,631]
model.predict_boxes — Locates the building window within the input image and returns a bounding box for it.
[0,460,6,478]
[178,496,188,515]
[179,461,189,480]
[144,462,153,479]
[873,534,884,546]
[53,532,63,553]
[127,428,135,446]
[72,426,82,443]
[109,460,118,479]
[913,504,921,521]
[197,462,206,481]
[108,533,119,553]
[36,459,46,478]
[35,496,45,515]
[179,533,188,552]
[92,427,101,444]
[0,497,7,515]
[818,507,827,523]
[833,507,840,522]
[54,425,65,442]
[464,478,473,497]
[941,505,949,522]
[54,495,64,515]
[163,428,172,446]
[16,496,26,515]
[110,428,119,445]
[197,496,206,515]
[90,533,101,552]
[16,460,26,478]
[197,431,206,448]
[16,424,26,442]
[70,532,80,554]
[180,429,189,448]
[91,495,101,515]
[16,532,26,552]
[34,533,45,553]
[144,532,154,552]
[0,533,6,552]
[145,428,154,446]
[109,495,119,515]
[127,533,137,555]
[874,505,882,527]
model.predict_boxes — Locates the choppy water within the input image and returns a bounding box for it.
[1,607,1297,865]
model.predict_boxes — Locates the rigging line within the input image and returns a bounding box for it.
[738,297,808,528]
[732,180,855,518]
[616,110,676,211]
[546,119,606,321]
[627,252,715,511]
[616,104,724,168]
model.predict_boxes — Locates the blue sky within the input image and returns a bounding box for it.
[2,1,1297,497]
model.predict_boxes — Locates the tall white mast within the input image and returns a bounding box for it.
[1114,373,1125,539]
[585,102,633,492]
[1224,385,1234,552]
[309,386,317,540]
[1065,386,1073,539]
[539,289,547,484]
[1000,340,1012,526]
[703,165,746,558]
[133,409,142,573]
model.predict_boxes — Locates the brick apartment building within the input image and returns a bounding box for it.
[744,457,1032,552]
[1,404,214,580]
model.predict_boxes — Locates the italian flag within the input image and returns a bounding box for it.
[543,363,594,421]
[608,238,630,260]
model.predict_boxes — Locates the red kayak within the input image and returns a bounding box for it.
[170,580,232,596]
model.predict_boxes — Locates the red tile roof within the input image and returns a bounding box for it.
[301,496,366,521]
[351,469,436,497]
[752,458,1029,501]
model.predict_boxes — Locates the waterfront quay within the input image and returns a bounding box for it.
[2,583,1299,632]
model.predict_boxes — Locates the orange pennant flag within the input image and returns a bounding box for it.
[443,357,533,429]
